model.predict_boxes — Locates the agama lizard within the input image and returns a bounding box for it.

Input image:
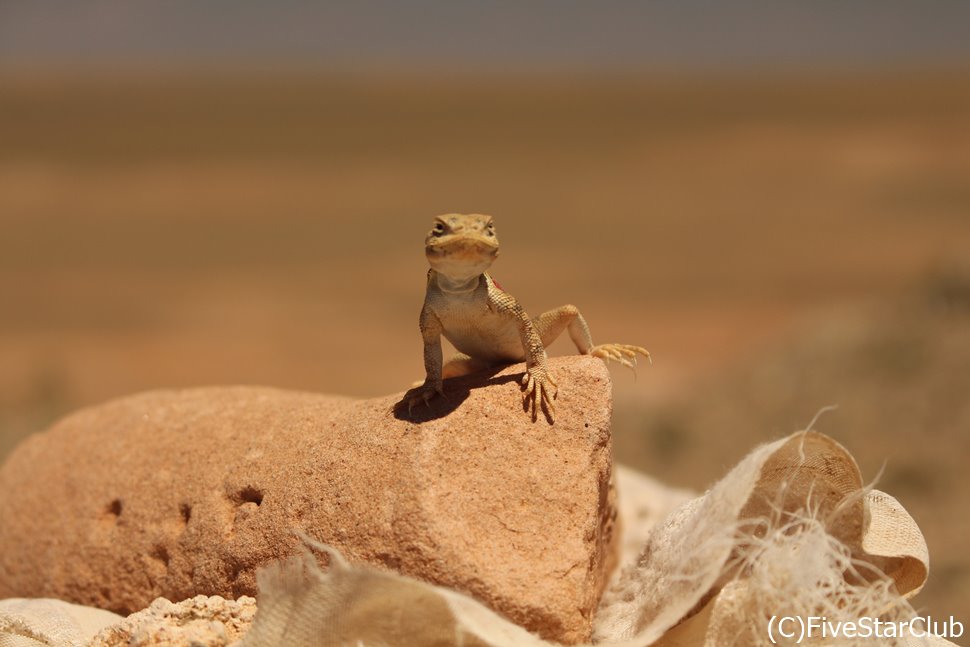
[403,213,651,422]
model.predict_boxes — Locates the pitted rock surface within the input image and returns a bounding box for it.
[0,356,617,644]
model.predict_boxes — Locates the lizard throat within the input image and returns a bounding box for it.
[434,273,482,294]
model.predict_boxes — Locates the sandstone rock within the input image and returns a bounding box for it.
[89,595,256,647]
[0,356,617,644]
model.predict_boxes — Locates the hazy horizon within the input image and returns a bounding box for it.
[3,1,970,73]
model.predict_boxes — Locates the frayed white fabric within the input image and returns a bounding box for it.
[595,431,937,646]
[238,536,549,647]
[0,599,119,647]
[613,465,695,573]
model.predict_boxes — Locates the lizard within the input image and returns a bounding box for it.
[402,213,651,422]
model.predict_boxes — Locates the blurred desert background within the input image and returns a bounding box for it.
[1,0,968,623]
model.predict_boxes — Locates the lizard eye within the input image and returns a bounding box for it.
[432,222,445,236]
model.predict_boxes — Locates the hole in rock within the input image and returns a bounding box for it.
[105,499,123,517]
[150,543,171,567]
[237,486,264,506]
[179,502,192,524]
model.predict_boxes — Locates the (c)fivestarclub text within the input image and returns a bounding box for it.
[767,615,963,643]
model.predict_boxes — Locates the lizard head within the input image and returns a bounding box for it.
[425,213,500,281]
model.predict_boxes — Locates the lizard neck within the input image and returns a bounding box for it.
[433,271,483,294]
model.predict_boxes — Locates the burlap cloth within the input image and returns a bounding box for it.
[0,600,119,647]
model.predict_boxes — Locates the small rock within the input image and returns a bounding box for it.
[88,595,256,647]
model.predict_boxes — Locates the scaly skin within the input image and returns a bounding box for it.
[403,213,651,422]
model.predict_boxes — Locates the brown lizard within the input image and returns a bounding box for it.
[403,213,651,422]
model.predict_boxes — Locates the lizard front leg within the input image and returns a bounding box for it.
[486,284,558,422]
[404,305,445,412]
[509,303,558,422]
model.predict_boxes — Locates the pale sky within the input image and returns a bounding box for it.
[2,0,969,71]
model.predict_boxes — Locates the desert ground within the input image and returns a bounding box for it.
[1,71,968,617]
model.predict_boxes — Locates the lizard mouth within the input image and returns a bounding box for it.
[426,236,499,278]
[426,236,499,260]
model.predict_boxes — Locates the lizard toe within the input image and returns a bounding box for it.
[591,343,652,370]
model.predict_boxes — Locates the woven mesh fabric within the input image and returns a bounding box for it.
[0,599,119,647]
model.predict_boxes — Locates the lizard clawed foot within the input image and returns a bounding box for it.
[400,382,445,415]
[521,367,558,423]
[589,344,653,373]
